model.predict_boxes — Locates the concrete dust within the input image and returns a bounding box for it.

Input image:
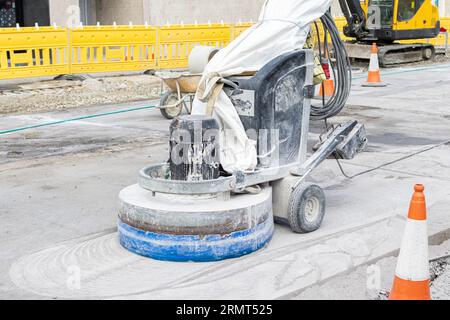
[1,135,168,165]
[292,239,450,300]
[0,75,162,114]
[430,239,450,299]
[8,231,220,299]
[431,259,450,299]
[2,58,450,300]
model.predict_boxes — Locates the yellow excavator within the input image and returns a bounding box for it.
[339,0,441,66]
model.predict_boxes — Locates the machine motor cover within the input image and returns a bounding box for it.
[225,50,314,169]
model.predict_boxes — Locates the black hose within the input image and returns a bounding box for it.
[310,11,352,120]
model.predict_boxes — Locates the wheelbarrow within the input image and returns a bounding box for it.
[157,72,202,119]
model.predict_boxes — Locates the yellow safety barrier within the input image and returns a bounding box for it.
[0,23,238,80]
[233,22,254,39]
[0,26,69,80]
[0,18,449,81]
[157,23,231,69]
[69,25,158,74]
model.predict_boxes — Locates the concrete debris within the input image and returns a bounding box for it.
[0,75,162,114]
[292,240,450,300]
[431,260,450,299]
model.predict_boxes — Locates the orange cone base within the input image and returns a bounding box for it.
[389,276,431,300]
[362,71,387,87]
[362,81,387,87]
[318,79,335,97]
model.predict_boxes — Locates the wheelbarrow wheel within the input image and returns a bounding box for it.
[160,92,183,120]
[288,183,326,234]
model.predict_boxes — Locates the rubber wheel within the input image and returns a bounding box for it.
[160,92,183,120]
[288,183,326,234]
[422,47,434,60]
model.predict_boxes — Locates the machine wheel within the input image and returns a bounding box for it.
[160,91,183,119]
[288,183,326,234]
[422,47,434,61]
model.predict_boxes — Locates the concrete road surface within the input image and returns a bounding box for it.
[0,64,449,299]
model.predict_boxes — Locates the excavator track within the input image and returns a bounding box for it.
[378,44,435,67]
[344,42,436,67]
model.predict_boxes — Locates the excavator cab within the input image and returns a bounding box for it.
[392,0,440,40]
[366,0,394,30]
[339,0,440,65]
[342,0,440,42]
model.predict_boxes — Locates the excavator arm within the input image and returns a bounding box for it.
[338,0,370,40]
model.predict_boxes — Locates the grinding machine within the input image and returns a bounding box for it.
[118,46,367,262]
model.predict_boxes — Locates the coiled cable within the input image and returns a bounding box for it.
[310,11,352,120]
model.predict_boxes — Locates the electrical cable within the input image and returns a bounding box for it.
[310,11,352,120]
[310,15,450,120]
[334,139,450,179]
[313,21,327,108]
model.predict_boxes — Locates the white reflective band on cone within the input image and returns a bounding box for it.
[369,54,379,72]
[395,219,429,281]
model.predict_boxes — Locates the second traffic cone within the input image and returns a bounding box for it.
[318,59,335,97]
[362,43,387,87]
[389,184,431,300]
[319,80,335,98]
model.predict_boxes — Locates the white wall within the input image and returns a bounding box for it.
[142,0,266,25]
[44,0,377,27]
[95,0,144,25]
[47,0,450,28]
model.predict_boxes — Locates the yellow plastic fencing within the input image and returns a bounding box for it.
[70,26,158,74]
[232,22,254,39]
[0,26,69,80]
[0,23,244,80]
[157,24,231,69]
[1,18,449,81]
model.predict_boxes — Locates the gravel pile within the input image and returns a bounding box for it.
[0,75,163,114]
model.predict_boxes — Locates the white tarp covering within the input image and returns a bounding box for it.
[192,0,332,173]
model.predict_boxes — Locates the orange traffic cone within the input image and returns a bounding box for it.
[319,59,335,97]
[389,184,431,300]
[363,43,386,87]
[319,80,335,98]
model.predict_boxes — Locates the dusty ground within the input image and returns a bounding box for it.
[431,254,450,299]
[1,63,450,300]
[0,75,162,115]
[1,55,449,115]
[292,240,450,300]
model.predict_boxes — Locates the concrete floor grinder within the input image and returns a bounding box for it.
[118,49,367,262]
